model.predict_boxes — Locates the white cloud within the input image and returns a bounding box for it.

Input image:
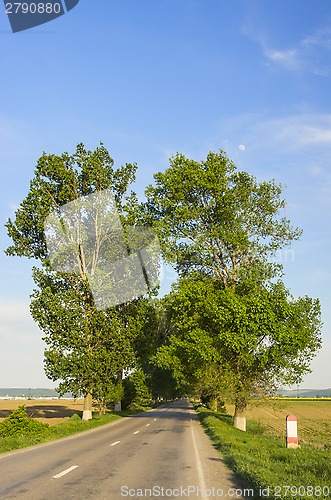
[244,23,331,76]
[302,27,331,51]
[217,112,331,152]
[265,48,301,70]
[304,268,331,286]
[212,111,331,219]
[270,116,331,148]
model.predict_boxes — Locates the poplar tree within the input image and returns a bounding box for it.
[5,143,141,419]
[144,150,322,429]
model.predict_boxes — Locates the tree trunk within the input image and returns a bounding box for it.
[114,370,123,412]
[234,401,247,431]
[82,391,93,421]
[209,398,218,412]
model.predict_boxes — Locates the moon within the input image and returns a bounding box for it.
[238,144,246,151]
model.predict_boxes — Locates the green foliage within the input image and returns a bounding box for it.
[30,266,138,398]
[4,143,152,409]
[156,276,322,413]
[93,377,124,413]
[70,413,82,421]
[197,363,226,411]
[49,411,121,438]
[5,143,137,264]
[143,150,302,287]
[4,145,323,420]
[0,406,50,437]
[143,149,320,417]
[150,366,186,401]
[0,411,122,454]
[122,369,152,410]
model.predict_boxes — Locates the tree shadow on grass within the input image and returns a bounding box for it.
[27,405,83,419]
[196,405,233,424]
[0,405,82,420]
[196,406,261,498]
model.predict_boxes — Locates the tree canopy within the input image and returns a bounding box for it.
[143,150,302,287]
[6,143,136,263]
[155,276,322,422]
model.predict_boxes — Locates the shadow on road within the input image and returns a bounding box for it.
[124,400,194,421]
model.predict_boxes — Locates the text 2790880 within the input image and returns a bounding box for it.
[5,3,62,14]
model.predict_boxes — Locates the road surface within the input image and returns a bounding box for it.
[0,400,247,499]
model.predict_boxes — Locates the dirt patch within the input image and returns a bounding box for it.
[0,399,86,426]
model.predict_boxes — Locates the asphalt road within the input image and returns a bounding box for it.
[0,400,247,499]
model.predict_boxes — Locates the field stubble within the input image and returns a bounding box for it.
[0,398,85,425]
[227,399,331,449]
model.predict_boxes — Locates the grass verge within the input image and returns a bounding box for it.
[0,403,162,455]
[0,411,123,454]
[195,404,331,500]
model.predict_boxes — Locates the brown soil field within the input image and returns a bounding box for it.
[0,399,85,426]
[1,398,330,447]
[227,399,331,448]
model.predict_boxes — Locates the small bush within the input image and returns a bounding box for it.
[70,413,81,421]
[0,406,50,437]
[0,409,122,454]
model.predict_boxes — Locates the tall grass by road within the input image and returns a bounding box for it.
[195,404,331,500]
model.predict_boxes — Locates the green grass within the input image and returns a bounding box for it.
[195,405,331,500]
[114,406,155,417]
[0,411,122,454]
[0,403,161,455]
[226,399,331,449]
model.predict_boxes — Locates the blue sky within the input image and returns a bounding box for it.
[0,0,331,388]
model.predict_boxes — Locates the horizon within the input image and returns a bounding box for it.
[1,386,331,392]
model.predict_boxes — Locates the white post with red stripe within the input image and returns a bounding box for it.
[286,414,299,448]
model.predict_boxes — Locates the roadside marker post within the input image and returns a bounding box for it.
[286,414,299,449]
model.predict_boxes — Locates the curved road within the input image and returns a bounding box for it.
[0,400,246,499]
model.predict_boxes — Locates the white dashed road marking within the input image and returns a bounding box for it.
[110,441,121,447]
[191,420,209,500]
[52,466,78,479]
